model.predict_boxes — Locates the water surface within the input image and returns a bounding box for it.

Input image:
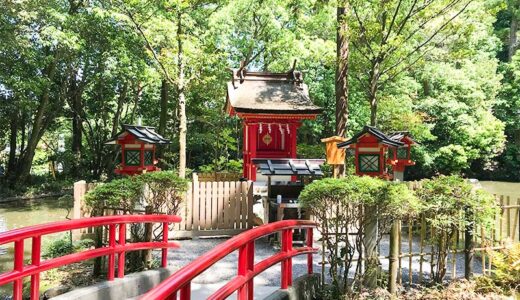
[0,196,72,295]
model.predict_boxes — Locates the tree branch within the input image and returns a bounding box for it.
[381,0,472,77]
[122,5,175,86]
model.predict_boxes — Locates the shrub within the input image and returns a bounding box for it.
[416,175,497,283]
[476,243,520,294]
[44,234,74,259]
[43,233,94,259]
[84,171,188,271]
[84,176,143,214]
[137,171,189,215]
[299,176,420,297]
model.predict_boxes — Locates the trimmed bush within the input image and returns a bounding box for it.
[416,175,497,283]
[299,176,420,297]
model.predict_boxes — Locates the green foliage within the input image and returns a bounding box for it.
[0,0,517,185]
[297,143,325,159]
[299,176,420,296]
[138,171,188,215]
[43,235,74,259]
[43,233,94,259]
[84,176,143,213]
[476,243,520,294]
[416,175,498,283]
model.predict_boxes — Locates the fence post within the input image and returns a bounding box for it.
[464,208,474,279]
[307,228,313,274]
[388,220,399,293]
[238,242,254,300]
[281,229,293,289]
[30,236,42,299]
[73,180,87,238]
[363,205,378,288]
[118,223,126,278]
[162,222,169,267]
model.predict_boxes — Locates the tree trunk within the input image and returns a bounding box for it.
[7,108,18,178]
[16,92,51,182]
[112,83,127,136]
[509,4,519,62]
[130,81,142,124]
[20,110,26,154]
[369,61,380,127]
[177,12,187,179]
[15,53,59,182]
[159,79,169,136]
[335,3,349,137]
[70,72,83,177]
[142,205,154,268]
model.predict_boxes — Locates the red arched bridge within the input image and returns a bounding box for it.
[0,215,317,300]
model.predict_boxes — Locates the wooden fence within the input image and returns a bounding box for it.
[388,193,520,287]
[318,192,520,290]
[73,173,255,238]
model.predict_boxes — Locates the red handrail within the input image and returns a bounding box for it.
[141,219,318,300]
[0,214,182,300]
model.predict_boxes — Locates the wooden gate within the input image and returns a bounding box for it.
[172,174,255,238]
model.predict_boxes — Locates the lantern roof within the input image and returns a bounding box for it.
[224,68,322,116]
[105,124,170,145]
[337,126,405,148]
[387,131,417,145]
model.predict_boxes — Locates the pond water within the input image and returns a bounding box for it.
[0,196,73,295]
[479,181,520,198]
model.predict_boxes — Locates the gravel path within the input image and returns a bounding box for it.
[166,236,322,286]
[162,230,483,289]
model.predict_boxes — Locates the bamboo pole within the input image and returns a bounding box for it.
[408,219,413,285]
[398,220,402,285]
[388,221,399,294]
[419,215,425,283]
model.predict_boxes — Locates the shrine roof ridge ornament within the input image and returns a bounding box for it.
[105,124,171,145]
[337,125,406,148]
[224,62,322,116]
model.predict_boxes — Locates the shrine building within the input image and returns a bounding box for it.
[224,67,322,181]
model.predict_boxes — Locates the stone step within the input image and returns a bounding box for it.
[127,283,279,300]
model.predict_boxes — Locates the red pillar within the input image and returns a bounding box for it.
[242,122,249,179]
[289,123,298,159]
[248,123,258,181]
[289,123,298,181]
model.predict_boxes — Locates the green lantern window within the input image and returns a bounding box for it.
[125,150,141,166]
[144,150,153,165]
[359,154,380,172]
[388,148,394,160]
[397,147,408,159]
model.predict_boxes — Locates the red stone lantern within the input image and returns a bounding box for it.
[224,66,322,181]
[337,126,405,179]
[105,124,170,176]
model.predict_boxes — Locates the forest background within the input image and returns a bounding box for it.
[1,0,519,189]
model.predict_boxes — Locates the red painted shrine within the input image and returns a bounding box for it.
[225,68,322,180]
[106,124,170,176]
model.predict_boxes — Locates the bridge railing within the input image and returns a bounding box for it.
[0,214,182,300]
[142,219,318,300]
